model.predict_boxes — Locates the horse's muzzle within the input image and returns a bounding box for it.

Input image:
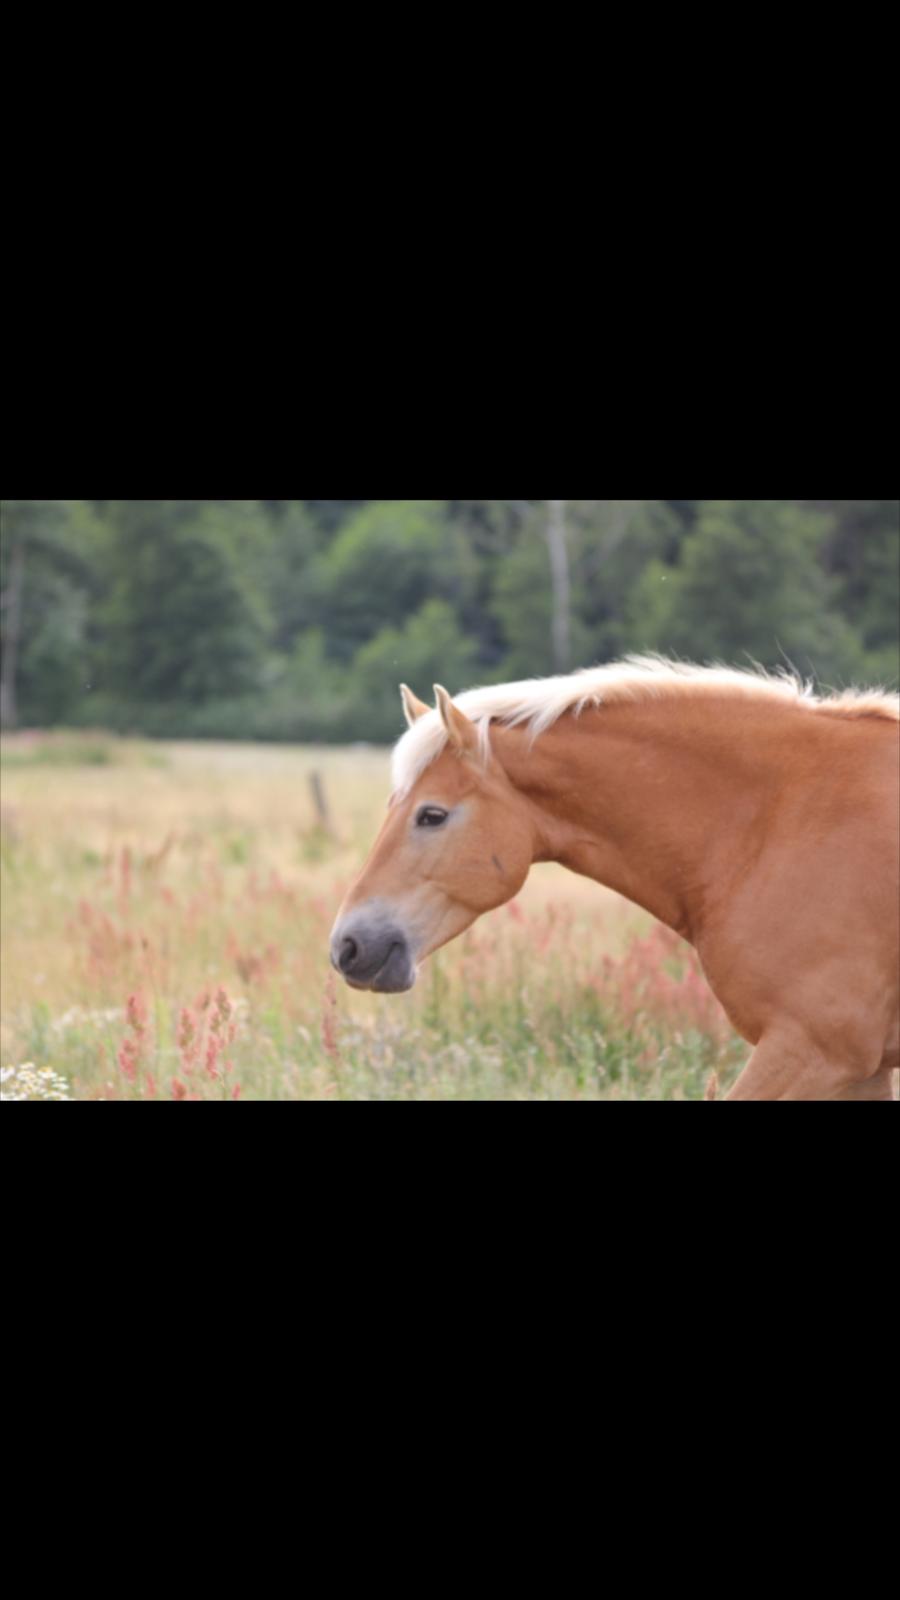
[330,914,416,993]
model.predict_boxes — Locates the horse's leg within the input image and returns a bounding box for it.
[725,1027,886,1101]
[830,1068,896,1101]
[856,1049,899,1103]
[726,1033,829,1100]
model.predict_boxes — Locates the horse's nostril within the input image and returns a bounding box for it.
[339,937,359,973]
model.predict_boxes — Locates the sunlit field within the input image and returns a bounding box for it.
[1,734,750,1100]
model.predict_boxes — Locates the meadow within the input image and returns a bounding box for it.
[0,733,750,1101]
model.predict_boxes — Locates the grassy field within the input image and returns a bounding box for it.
[1,732,750,1100]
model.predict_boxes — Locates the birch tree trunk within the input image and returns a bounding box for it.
[0,535,25,729]
[546,499,571,672]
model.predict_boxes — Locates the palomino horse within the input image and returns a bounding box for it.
[330,658,899,1101]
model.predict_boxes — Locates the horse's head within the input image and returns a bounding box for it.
[330,685,535,992]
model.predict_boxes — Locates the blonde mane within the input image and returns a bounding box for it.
[391,654,900,796]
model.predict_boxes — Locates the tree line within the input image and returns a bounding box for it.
[1,499,897,743]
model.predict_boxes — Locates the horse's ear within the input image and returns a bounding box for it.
[434,685,479,757]
[400,684,429,728]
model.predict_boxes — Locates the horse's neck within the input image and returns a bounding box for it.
[494,703,775,940]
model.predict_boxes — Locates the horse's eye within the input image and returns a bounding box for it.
[416,806,449,828]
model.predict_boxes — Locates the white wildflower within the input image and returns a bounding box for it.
[1,1064,73,1102]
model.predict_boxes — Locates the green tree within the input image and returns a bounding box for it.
[101,501,271,709]
[805,499,899,680]
[490,500,682,677]
[1,499,102,727]
[310,501,477,663]
[4,498,894,741]
[351,600,480,740]
[626,500,864,682]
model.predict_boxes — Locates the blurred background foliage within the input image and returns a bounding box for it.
[1,498,897,743]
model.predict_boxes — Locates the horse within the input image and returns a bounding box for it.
[330,656,899,1101]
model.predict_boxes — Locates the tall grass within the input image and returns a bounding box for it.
[1,736,748,1100]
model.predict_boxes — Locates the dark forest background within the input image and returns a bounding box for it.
[1,499,897,743]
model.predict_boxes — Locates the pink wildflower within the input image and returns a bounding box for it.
[126,992,148,1035]
[322,971,340,1063]
[118,1037,139,1083]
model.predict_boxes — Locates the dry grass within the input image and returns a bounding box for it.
[1,733,748,1100]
